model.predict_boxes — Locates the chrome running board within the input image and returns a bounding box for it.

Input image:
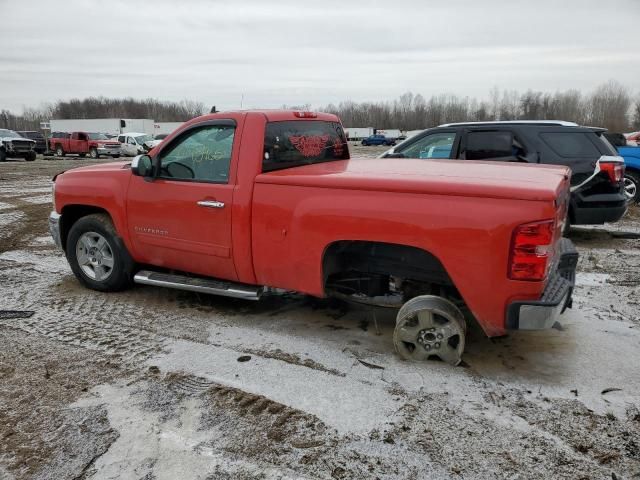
[134,270,263,300]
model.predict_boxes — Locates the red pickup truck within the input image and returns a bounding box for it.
[49,110,578,365]
[49,132,121,158]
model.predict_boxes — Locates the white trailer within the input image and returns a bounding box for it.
[376,129,402,139]
[153,122,184,136]
[49,118,155,136]
[344,127,374,141]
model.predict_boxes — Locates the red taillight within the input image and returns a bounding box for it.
[293,111,317,118]
[600,161,624,184]
[509,220,555,281]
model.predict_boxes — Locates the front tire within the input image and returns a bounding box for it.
[25,151,36,162]
[66,214,135,292]
[0,149,7,162]
[55,145,65,157]
[89,148,98,159]
[624,171,640,204]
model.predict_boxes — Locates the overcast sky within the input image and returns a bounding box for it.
[1,0,639,113]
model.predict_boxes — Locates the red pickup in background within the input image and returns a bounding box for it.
[49,131,121,159]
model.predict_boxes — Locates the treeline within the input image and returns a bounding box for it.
[2,81,639,133]
[322,81,640,132]
[0,97,206,131]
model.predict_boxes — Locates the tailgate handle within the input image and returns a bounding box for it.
[197,200,225,209]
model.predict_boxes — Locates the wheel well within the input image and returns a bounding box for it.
[60,205,111,251]
[322,241,461,305]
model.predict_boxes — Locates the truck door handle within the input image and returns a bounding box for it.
[197,200,225,209]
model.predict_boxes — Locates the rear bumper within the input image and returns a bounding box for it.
[506,238,579,330]
[571,192,627,225]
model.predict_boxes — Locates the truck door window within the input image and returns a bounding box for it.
[158,125,235,183]
[399,132,456,159]
[118,135,125,143]
[127,137,136,145]
[463,131,517,160]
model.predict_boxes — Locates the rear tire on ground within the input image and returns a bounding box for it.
[66,213,135,292]
[25,151,36,162]
[55,145,65,157]
[624,171,640,204]
[394,295,466,366]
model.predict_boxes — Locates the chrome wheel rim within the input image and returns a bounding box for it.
[624,176,637,201]
[76,231,114,281]
[394,303,465,365]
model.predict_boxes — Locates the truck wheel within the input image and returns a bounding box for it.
[89,148,98,159]
[111,154,120,159]
[55,145,65,157]
[624,171,639,204]
[393,295,466,366]
[0,149,7,162]
[66,214,135,292]
[25,151,37,162]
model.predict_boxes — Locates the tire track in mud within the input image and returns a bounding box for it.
[0,313,167,363]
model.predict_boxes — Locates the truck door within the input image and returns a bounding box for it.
[126,120,237,281]
[68,132,89,154]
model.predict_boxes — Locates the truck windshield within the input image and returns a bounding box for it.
[0,129,20,137]
[262,121,349,172]
[88,133,109,140]
[134,135,153,144]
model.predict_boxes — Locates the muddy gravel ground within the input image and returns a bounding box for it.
[0,153,639,480]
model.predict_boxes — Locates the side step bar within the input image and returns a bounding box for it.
[134,270,263,300]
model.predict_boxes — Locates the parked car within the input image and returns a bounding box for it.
[17,130,47,154]
[625,131,640,147]
[117,132,153,156]
[0,129,36,161]
[49,110,577,366]
[49,131,121,158]
[362,134,396,146]
[380,121,627,229]
[616,146,640,203]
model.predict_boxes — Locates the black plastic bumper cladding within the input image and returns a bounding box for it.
[506,238,579,330]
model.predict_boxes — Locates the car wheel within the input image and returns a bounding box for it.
[0,150,6,162]
[624,171,640,204]
[25,151,36,162]
[89,148,98,159]
[394,295,466,366]
[66,214,135,292]
[55,145,64,157]
[111,155,120,159]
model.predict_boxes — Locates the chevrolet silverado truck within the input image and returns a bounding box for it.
[49,131,121,158]
[0,129,37,161]
[49,110,578,365]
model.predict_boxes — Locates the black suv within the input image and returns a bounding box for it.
[381,121,627,226]
[18,130,47,154]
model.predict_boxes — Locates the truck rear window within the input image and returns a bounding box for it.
[263,121,349,172]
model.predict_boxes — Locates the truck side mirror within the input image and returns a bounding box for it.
[131,154,155,179]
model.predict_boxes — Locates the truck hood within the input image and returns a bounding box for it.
[256,158,570,202]
[1,136,35,143]
[58,161,130,176]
